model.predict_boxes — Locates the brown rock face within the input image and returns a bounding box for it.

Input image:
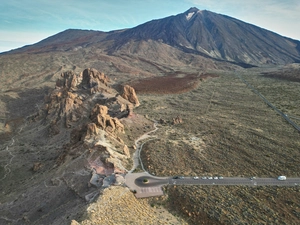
[45,88,83,128]
[85,123,99,139]
[81,68,110,93]
[55,71,82,90]
[90,104,124,133]
[121,85,140,107]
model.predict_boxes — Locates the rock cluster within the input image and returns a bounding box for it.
[44,68,139,130]
[42,68,141,184]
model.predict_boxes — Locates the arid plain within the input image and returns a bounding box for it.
[1,7,300,224]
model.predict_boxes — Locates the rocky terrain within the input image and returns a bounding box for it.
[1,7,300,225]
[71,186,187,225]
[0,68,163,224]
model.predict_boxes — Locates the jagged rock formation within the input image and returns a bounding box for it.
[55,70,82,90]
[45,88,84,128]
[44,68,138,130]
[121,85,140,107]
[81,68,110,93]
[90,104,124,133]
[43,68,139,177]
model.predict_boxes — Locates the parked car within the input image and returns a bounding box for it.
[201,177,207,179]
[218,176,224,179]
[213,176,218,179]
[173,176,179,179]
[208,177,213,180]
[193,176,199,180]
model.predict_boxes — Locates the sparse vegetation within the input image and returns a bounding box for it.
[136,69,300,224]
[143,178,149,183]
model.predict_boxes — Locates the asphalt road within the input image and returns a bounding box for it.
[135,176,300,187]
[135,176,169,187]
[236,73,300,132]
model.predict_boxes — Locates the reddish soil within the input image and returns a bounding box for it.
[130,73,218,94]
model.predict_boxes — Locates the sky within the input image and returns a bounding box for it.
[1,0,300,53]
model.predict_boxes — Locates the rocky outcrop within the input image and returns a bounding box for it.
[44,88,84,128]
[85,123,99,140]
[81,68,110,93]
[44,69,137,130]
[43,68,142,182]
[90,104,124,133]
[121,85,140,107]
[55,71,82,90]
[173,116,183,124]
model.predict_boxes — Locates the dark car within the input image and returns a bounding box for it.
[173,176,179,179]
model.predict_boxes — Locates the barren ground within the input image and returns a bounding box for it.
[1,56,300,224]
[135,68,300,224]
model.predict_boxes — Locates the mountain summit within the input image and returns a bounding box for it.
[110,7,300,65]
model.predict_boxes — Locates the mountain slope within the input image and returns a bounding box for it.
[5,29,109,54]
[109,7,300,65]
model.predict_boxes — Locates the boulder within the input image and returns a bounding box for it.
[32,162,43,172]
[121,85,140,106]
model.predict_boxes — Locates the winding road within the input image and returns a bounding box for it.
[129,121,158,173]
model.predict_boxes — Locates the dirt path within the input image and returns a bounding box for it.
[129,122,158,173]
[0,138,15,181]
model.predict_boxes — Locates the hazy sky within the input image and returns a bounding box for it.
[1,0,299,53]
